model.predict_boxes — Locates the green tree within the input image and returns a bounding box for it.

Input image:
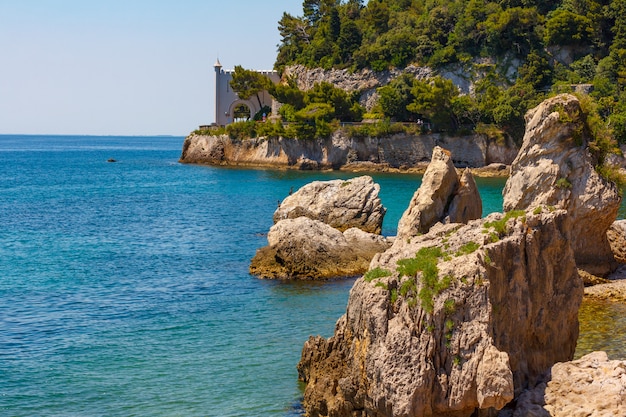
[376,73,416,121]
[544,9,593,47]
[230,66,271,110]
[407,77,461,131]
[275,13,310,71]
[338,19,361,63]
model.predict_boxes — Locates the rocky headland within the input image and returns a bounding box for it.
[296,94,625,417]
[179,131,518,175]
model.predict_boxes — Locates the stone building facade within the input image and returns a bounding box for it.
[214,59,280,126]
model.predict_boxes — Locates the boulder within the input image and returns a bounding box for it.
[274,176,386,234]
[510,351,626,417]
[250,217,391,280]
[502,94,622,276]
[397,147,482,239]
[298,208,583,416]
[608,220,626,264]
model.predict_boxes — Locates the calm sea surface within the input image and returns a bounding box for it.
[0,135,624,416]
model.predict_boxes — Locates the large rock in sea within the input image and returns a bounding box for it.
[502,94,622,276]
[397,146,482,239]
[274,176,386,234]
[249,217,391,280]
[252,176,391,280]
[298,208,582,416]
[511,351,626,417]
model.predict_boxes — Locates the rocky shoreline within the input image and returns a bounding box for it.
[179,130,519,176]
[288,95,625,417]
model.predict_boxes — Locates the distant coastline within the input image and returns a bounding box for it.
[179,131,518,177]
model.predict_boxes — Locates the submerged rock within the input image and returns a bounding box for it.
[274,175,386,234]
[298,208,582,416]
[397,146,482,240]
[250,217,391,280]
[502,94,622,276]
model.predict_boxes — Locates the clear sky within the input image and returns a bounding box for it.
[0,1,302,136]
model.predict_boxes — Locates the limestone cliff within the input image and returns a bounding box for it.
[179,131,518,172]
[298,210,582,416]
[502,94,622,276]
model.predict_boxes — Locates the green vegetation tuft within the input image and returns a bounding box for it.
[396,246,454,313]
[364,266,392,283]
[555,177,572,189]
[390,288,398,304]
[533,206,543,215]
[444,298,456,315]
[484,210,526,236]
[455,241,480,257]
[375,281,388,290]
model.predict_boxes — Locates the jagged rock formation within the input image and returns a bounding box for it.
[179,132,518,171]
[510,351,626,417]
[299,209,582,416]
[502,94,622,276]
[274,176,385,234]
[396,146,482,240]
[249,217,391,280]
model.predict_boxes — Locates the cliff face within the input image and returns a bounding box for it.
[502,94,622,276]
[298,211,582,417]
[283,64,433,111]
[179,132,518,171]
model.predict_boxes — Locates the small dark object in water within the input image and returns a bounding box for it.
[107,158,117,163]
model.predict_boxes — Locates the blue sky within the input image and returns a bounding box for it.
[0,1,302,136]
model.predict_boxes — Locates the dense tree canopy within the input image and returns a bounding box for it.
[269,0,626,144]
[275,0,620,72]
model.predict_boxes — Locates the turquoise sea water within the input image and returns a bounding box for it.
[0,135,624,417]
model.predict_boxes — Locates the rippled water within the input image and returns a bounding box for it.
[576,299,626,359]
[0,135,623,416]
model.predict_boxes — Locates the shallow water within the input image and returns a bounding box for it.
[576,299,626,360]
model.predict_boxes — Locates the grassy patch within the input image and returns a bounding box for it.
[375,281,388,290]
[595,164,626,195]
[533,206,543,215]
[483,210,526,236]
[395,246,455,313]
[555,177,572,189]
[364,267,392,282]
[455,241,480,257]
[444,298,456,315]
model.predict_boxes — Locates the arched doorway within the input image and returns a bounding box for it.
[233,103,251,122]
